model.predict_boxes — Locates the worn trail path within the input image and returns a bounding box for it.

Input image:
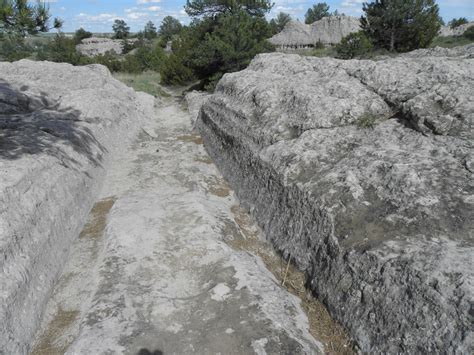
[30,98,324,354]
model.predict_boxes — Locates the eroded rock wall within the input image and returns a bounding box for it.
[439,22,474,37]
[269,16,360,48]
[76,37,136,57]
[194,47,474,353]
[0,60,154,353]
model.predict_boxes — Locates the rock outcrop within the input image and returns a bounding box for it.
[0,60,154,354]
[76,37,135,57]
[193,46,474,353]
[269,16,360,49]
[439,22,474,37]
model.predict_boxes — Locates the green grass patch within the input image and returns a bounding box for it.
[113,71,170,97]
[430,35,474,48]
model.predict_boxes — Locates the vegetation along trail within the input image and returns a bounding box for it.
[30,93,352,354]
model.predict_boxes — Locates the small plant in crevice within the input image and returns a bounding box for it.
[356,114,379,129]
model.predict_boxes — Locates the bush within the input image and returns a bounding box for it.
[44,34,84,65]
[133,45,165,71]
[464,26,474,41]
[159,53,194,85]
[74,28,92,44]
[336,31,373,59]
[92,52,122,72]
[0,36,33,61]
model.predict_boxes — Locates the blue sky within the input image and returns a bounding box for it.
[41,0,474,33]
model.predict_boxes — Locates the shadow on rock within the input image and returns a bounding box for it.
[0,82,106,169]
[137,349,164,355]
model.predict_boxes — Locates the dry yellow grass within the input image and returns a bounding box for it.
[228,205,355,355]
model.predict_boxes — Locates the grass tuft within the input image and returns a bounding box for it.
[113,71,171,98]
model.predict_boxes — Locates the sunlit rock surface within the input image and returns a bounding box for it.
[76,37,135,57]
[195,46,474,353]
[439,22,474,37]
[1,60,325,355]
[269,16,360,49]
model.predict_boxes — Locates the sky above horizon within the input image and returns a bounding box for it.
[41,0,474,33]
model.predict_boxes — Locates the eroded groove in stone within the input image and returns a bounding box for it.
[0,60,155,354]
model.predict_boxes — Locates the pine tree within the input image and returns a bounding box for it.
[159,16,182,42]
[185,0,272,17]
[0,0,61,36]
[304,2,330,24]
[270,12,291,34]
[112,19,130,40]
[144,21,157,39]
[361,0,442,52]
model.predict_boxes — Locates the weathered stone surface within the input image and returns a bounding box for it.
[186,90,210,125]
[269,16,360,48]
[194,47,474,353]
[439,22,474,37]
[0,60,154,354]
[76,37,135,57]
[30,99,324,355]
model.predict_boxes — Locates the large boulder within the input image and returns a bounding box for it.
[76,37,136,57]
[0,60,154,354]
[194,46,474,353]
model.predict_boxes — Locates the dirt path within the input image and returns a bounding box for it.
[31,98,349,355]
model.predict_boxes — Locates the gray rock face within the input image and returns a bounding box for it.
[76,37,134,57]
[0,60,154,354]
[439,22,474,37]
[186,90,210,125]
[269,16,360,48]
[194,47,474,353]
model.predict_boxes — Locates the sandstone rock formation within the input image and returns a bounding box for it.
[439,22,474,37]
[194,45,474,353]
[76,37,135,57]
[269,16,360,49]
[0,60,154,353]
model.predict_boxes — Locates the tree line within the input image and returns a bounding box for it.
[1,0,473,90]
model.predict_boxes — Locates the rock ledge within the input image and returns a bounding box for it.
[194,46,474,353]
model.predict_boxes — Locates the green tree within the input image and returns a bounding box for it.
[361,0,442,52]
[464,26,474,40]
[269,12,291,34]
[167,10,273,90]
[0,0,62,36]
[159,16,182,42]
[304,2,330,24]
[74,27,92,44]
[112,19,129,39]
[336,31,373,59]
[185,0,273,17]
[448,17,468,29]
[144,21,157,39]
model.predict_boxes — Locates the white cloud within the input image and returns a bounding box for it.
[338,0,365,16]
[76,12,118,23]
[147,6,161,11]
[137,0,161,4]
[127,12,149,20]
